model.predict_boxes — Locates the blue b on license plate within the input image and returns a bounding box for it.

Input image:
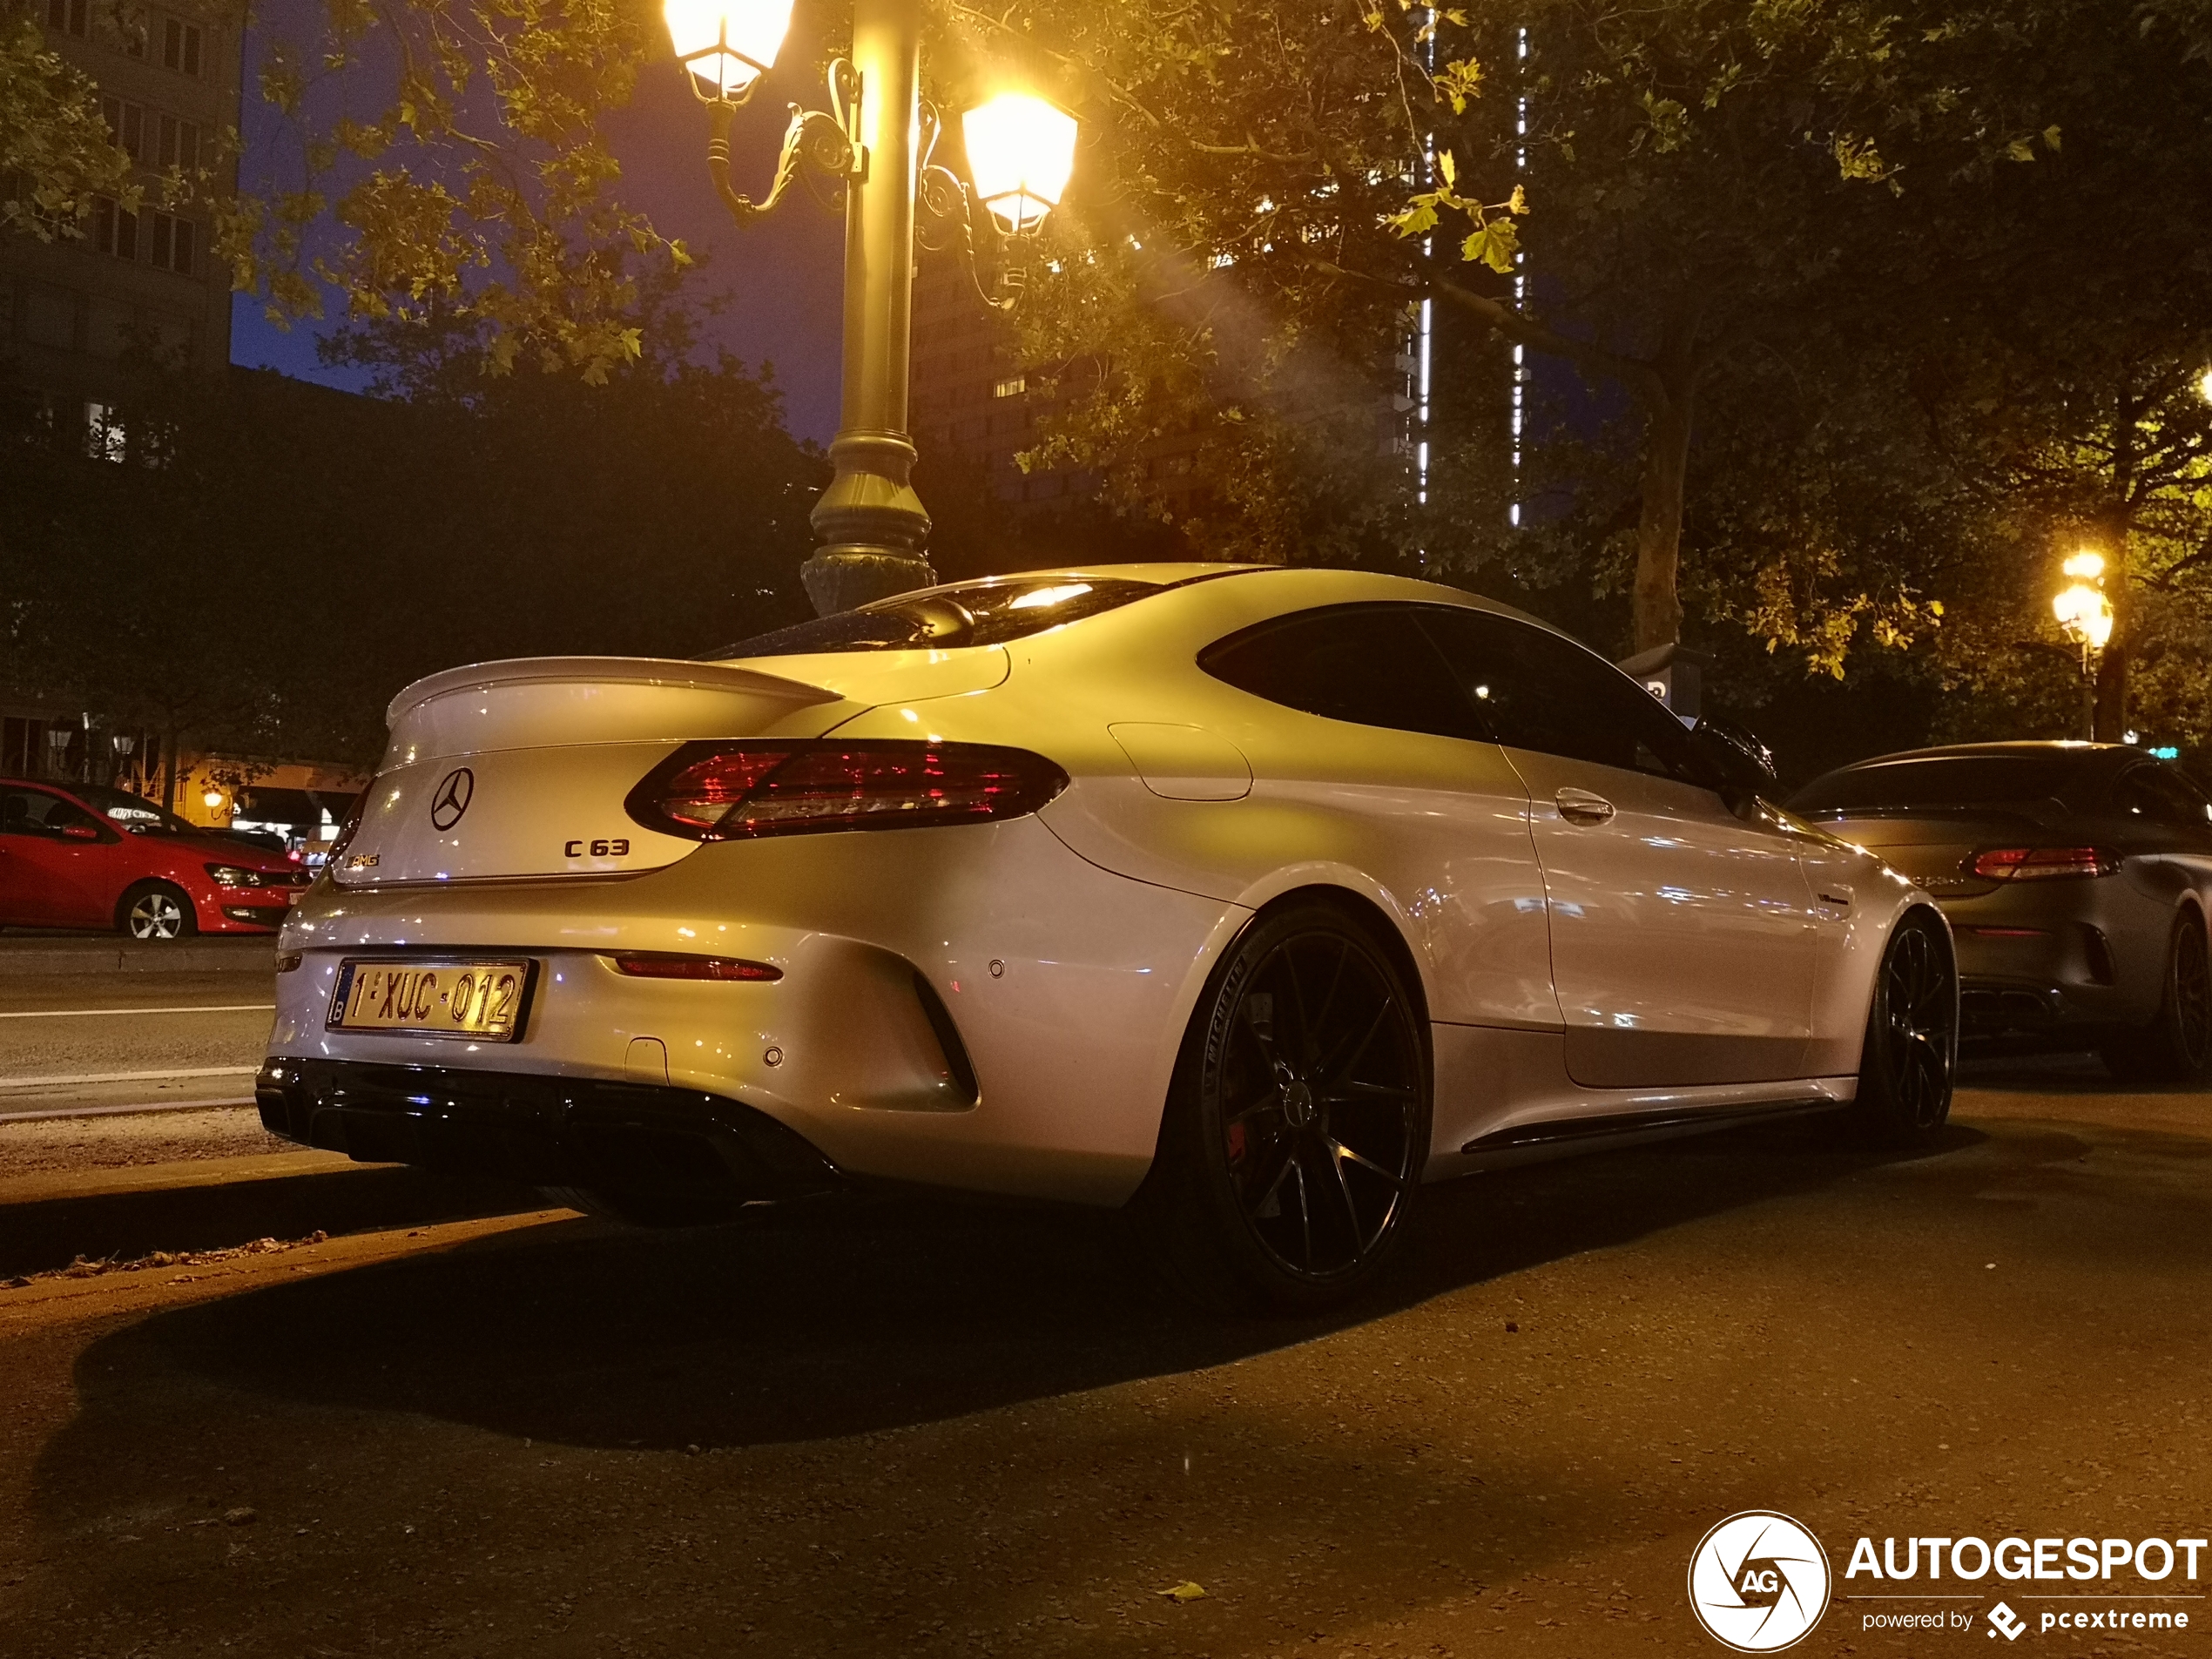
[328,959,532,1041]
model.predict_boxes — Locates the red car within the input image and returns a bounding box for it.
[0,779,313,940]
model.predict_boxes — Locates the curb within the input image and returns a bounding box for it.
[0,1151,541,1278]
[0,940,276,976]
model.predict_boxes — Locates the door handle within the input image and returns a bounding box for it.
[1554,787,1615,826]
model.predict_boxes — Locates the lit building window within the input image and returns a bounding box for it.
[85,402,126,463]
[992,376,1026,399]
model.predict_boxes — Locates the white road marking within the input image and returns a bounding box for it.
[0,1004,275,1020]
[0,1096,256,1124]
[0,1066,258,1091]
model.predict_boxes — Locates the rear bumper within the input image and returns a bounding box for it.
[1939,881,2174,1035]
[257,1058,840,1207]
[212,902,294,931]
[264,816,1243,1207]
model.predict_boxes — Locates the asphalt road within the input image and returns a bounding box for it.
[0,1044,2206,1658]
[0,963,276,1129]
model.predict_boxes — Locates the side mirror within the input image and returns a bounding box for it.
[61,823,100,841]
[1693,715,1779,796]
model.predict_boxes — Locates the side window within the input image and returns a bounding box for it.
[2116,765,2212,828]
[1,787,81,836]
[0,788,44,835]
[1417,606,1716,785]
[1200,604,1485,741]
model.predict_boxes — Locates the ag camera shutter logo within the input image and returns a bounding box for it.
[1688,1510,1833,1651]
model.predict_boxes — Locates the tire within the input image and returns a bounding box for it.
[1135,900,1432,1314]
[1850,907,1958,1147]
[2101,911,2212,1084]
[118,881,197,942]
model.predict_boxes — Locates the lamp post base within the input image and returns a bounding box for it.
[805,428,935,614]
[800,547,938,615]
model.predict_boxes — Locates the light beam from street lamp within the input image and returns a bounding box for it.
[2200,365,2212,404]
[962,93,1079,233]
[2061,549,2105,581]
[664,0,791,103]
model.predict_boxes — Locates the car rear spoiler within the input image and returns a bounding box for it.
[385,656,843,731]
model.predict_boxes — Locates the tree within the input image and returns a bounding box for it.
[0,313,822,770]
[1867,0,2212,744]
[222,0,689,381]
[947,0,1986,650]
[0,1,134,241]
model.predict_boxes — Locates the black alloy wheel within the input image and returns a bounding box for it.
[1852,909,1957,1146]
[1141,902,1431,1312]
[2103,912,2212,1084]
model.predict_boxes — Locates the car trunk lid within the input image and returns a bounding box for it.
[337,656,849,888]
[335,649,1012,888]
[1813,809,2058,900]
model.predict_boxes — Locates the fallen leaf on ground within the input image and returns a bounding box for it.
[1158,1581,1207,1603]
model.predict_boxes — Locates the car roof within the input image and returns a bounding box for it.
[892,562,1568,637]
[894,563,1263,593]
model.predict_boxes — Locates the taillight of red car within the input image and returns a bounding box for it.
[625,741,1070,841]
[1969,846,2121,880]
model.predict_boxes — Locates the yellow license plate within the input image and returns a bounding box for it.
[328,959,533,1042]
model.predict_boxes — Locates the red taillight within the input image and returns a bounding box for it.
[608,952,782,981]
[649,749,791,832]
[1970,846,2119,880]
[626,741,1069,841]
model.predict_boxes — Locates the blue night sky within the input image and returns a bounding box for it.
[226,25,850,444]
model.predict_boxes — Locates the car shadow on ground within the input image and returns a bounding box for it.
[42,1112,1986,1460]
[1958,1043,2203,1095]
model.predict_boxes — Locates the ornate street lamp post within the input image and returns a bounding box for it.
[662,0,1078,614]
[2053,549,2115,742]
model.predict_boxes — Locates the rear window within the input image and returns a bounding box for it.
[74,783,194,833]
[706,577,1164,658]
[1790,756,2080,817]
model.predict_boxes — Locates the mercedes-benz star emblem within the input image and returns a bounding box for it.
[429,767,475,832]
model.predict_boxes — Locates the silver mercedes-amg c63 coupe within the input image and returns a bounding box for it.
[258,565,1957,1309]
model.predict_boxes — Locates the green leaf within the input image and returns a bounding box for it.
[1388,200,1440,238]
[1463,218,1520,273]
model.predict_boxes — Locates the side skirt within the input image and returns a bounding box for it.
[1455,1094,1846,1171]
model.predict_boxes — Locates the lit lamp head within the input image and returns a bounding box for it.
[2062,550,2106,582]
[2054,582,2114,649]
[663,0,791,105]
[961,92,1078,233]
[201,787,226,811]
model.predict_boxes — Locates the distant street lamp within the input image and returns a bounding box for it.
[2054,549,2115,740]
[664,0,1079,614]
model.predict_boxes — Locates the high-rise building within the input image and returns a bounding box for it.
[2,0,239,451]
